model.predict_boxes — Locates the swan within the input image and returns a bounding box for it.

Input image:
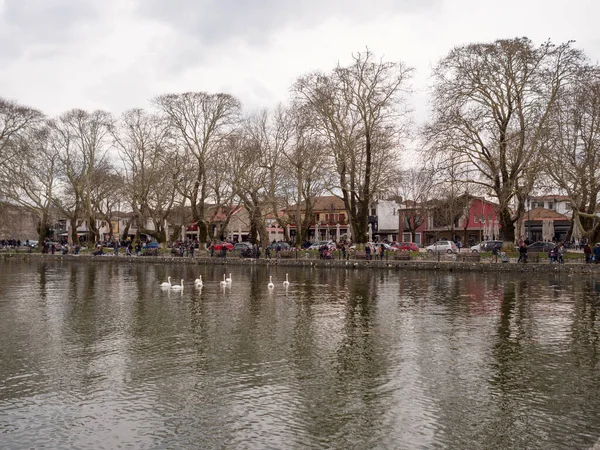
[225,273,232,284]
[160,276,171,288]
[194,275,203,287]
[220,274,227,287]
[267,276,274,289]
[283,273,290,287]
[171,279,184,291]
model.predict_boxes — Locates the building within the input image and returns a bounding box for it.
[398,196,502,246]
[370,199,402,242]
[521,208,571,242]
[286,195,350,243]
[526,195,571,215]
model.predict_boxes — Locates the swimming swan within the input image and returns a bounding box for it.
[283,273,290,287]
[194,275,203,287]
[171,279,184,291]
[267,276,274,289]
[220,274,227,287]
[160,276,171,288]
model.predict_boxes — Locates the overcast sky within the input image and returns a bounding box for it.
[1,0,599,123]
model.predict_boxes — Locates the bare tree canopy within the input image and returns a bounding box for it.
[424,38,584,242]
[153,92,241,243]
[543,65,600,241]
[0,97,44,159]
[51,109,115,244]
[114,108,176,243]
[294,49,412,243]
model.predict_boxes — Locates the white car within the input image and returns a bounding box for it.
[426,240,458,253]
[367,242,394,251]
[308,240,336,250]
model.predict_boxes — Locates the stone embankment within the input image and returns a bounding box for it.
[2,252,600,274]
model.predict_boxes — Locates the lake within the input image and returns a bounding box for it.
[1,259,599,449]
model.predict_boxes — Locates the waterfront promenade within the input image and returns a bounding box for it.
[2,250,599,274]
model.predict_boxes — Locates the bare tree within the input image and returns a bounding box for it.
[425,38,583,242]
[393,167,434,243]
[543,65,600,241]
[0,97,43,160]
[114,109,177,243]
[282,106,328,246]
[154,92,241,243]
[243,106,293,240]
[51,109,114,244]
[293,49,412,243]
[0,125,59,242]
[229,126,270,245]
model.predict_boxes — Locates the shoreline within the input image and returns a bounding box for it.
[2,252,600,274]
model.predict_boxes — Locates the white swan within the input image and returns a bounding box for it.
[267,276,274,289]
[171,279,184,291]
[283,273,290,287]
[194,275,203,287]
[160,276,171,288]
[220,274,227,287]
[225,273,232,284]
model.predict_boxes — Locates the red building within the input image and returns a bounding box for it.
[399,196,502,246]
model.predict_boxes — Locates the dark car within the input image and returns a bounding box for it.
[527,241,556,253]
[471,240,503,253]
[267,242,291,251]
[233,242,253,251]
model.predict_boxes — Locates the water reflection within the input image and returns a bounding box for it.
[0,260,599,449]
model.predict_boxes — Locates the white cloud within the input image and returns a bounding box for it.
[1,0,599,121]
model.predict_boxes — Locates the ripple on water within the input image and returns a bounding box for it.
[2,263,600,449]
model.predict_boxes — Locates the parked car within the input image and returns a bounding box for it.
[367,242,394,251]
[393,242,419,252]
[307,241,335,250]
[23,240,38,248]
[470,240,503,253]
[267,241,291,251]
[212,242,234,252]
[426,240,458,253]
[526,241,556,253]
[233,242,253,252]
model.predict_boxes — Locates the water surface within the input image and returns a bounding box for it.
[1,260,600,449]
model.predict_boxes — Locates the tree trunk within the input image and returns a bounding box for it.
[499,207,515,243]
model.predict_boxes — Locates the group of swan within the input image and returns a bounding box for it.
[160,273,232,290]
[161,273,290,290]
[268,273,290,289]
[160,276,184,290]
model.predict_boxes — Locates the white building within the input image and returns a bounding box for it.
[370,199,401,242]
[525,195,571,215]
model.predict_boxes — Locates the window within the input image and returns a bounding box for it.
[474,216,479,223]
[339,213,345,222]
[548,203,554,210]
[371,208,376,216]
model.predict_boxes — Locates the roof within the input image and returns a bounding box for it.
[525,207,569,221]
[530,195,570,201]
[292,195,346,212]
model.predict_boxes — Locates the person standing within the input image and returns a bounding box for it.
[584,243,592,263]
[594,243,600,264]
